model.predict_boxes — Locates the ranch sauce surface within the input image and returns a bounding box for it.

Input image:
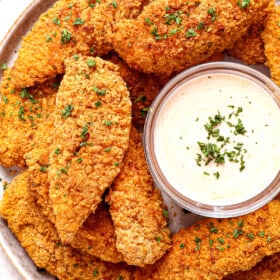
[154,73,280,205]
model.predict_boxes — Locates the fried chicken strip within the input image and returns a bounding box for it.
[262,4,280,86]
[111,0,271,75]
[9,0,150,89]
[0,171,133,280]
[25,150,125,263]
[48,56,131,244]
[228,20,266,65]
[0,69,58,168]
[224,253,280,280]
[107,126,171,267]
[134,198,280,279]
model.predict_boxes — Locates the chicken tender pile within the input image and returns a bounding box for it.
[1,0,280,279]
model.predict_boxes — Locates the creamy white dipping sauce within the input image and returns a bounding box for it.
[154,73,280,205]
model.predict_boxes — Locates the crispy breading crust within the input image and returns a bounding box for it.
[106,53,166,127]
[9,0,151,89]
[25,152,125,263]
[107,127,171,267]
[262,4,280,86]
[111,0,271,75]
[228,20,266,65]
[134,199,280,280]
[224,253,280,280]
[48,56,131,244]
[0,171,133,280]
[0,70,58,168]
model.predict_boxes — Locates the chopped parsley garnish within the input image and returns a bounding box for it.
[247,233,254,240]
[52,16,61,26]
[258,231,265,237]
[20,88,36,104]
[217,237,225,245]
[140,107,150,118]
[180,243,185,249]
[73,18,85,25]
[81,124,89,139]
[95,101,102,107]
[77,157,83,163]
[1,63,8,71]
[46,35,53,42]
[73,54,79,60]
[162,209,169,218]
[104,147,112,152]
[186,28,197,38]
[151,26,161,40]
[237,0,250,9]
[155,236,161,243]
[55,148,61,154]
[233,228,243,239]
[93,268,99,277]
[18,106,25,120]
[87,59,96,67]
[207,8,217,22]
[164,11,183,25]
[61,105,74,118]
[103,120,113,126]
[114,161,119,167]
[144,17,153,26]
[40,166,48,172]
[111,0,117,8]
[61,28,72,44]
[197,22,205,30]
[195,237,201,251]
[93,86,107,96]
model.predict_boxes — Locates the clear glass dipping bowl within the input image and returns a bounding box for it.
[143,62,280,218]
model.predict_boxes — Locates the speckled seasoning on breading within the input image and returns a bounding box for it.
[48,56,131,244]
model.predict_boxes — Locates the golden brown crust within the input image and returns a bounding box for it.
[228,20,266,65]
[0,70,58,168]
[107,126,171,267]
[262,4,280,86]
[224,253,280,280]
[134,198,280,279]
[9,0,151,89]
[0,171,133,279]
[25,152,125,263]
[48,56,131,243]
[106,53,166,127]
[111,0,271,75]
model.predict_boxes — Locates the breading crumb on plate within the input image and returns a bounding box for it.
[48,56,131,244]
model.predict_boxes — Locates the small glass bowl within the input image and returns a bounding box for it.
[143,62,280,218]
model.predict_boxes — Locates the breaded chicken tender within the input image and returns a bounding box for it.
[48,56,131,244]
[0,171,133,280]
[0,69,58,168]
[106,53,166,127]
[134,198,280,280]
[9,0,150,89]
[262,4,280,86]
[25,152,124,263]
[107,126,171,267]
[111,0,271,75]
[228,20,266,65]
[224,253,280,280]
